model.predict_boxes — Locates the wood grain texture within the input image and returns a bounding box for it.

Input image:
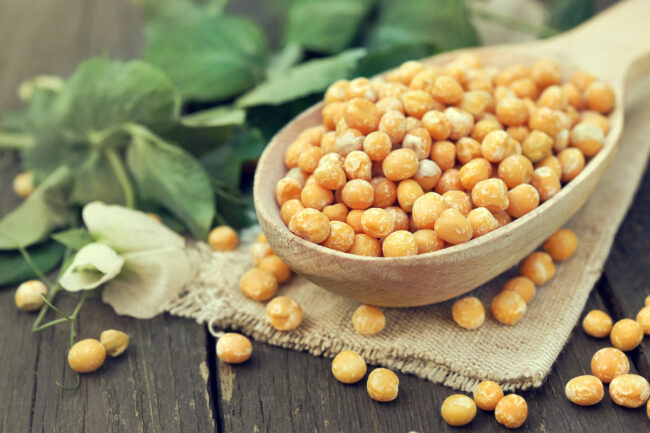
[254,0,650,307]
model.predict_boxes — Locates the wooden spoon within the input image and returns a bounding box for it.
[254,0,650,307]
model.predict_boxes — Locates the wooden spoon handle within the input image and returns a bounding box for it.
[540,0,650,87]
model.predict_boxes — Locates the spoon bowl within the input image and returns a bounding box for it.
[254,0,650,307]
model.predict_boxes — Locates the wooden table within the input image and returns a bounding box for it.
[1,1,648,432]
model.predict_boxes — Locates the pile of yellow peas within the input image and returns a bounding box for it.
[561,296,650,414]
[275,56,613,256]
[452,227,577,329]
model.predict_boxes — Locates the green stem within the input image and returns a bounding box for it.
[55,292,90,392]
[33,317,69,332]
[39,293,73,320]
[0,132,34,149]
[470,5,559,38]
[18,246,55,292]
[105,148,135,209]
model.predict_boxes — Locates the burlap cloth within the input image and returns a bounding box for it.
[165,76,650,392]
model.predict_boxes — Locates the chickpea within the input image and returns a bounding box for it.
[320,131,337,152]
[375,96,404,116]
[554,128,571,153]
[543,228,578,261]
[266,296,303,331]
[565,375,604,406]
[530,59,562,89]
[414,160,442,192]
[528,106,563,137]
[378,111,407,145]
[471,118,502,143]
[285,168,307,187]
[443,190,471,216]
[610,318,644,352]
[492,210,512,227]
[99,329,129,357]
[443,61,468,84]
[437,170,462,198]
[495,394,527,429]
[467,207,499,238]
[259,255,292,283]
[349,233,382,257]
[377,82,408,99]
[457,90,492,116]
[471,178,510,212]
[363,131,392,161]
[68,339,106,373]
[410,67,439,93]
[275,177,302,206]
[581,111,610,135]
[385,207,409,231]
[397,179,424,213]
[413,229,445,254]
[445,107,474,140]
[531,167,561,202]
[536,155,562,180]
[367,368,399,402]
[314,160,347,190]
[432,75,464,105]
[353,305,385,335]
[434,208,473,244]
[216,333,252,364]
[284,139,312,168]
[250,241,274,266]
[321,221,355,253]
[441,394,477,426]
[325,80,349,103]
[401,90,435,118]
[412,192,447,229]
[456,137,482,165]
[571,122,604,157]
[342,179,374,210]
[609,374,650,408]
[240,268,277,301]
[519,251,555,285]
[342,151,371,181]
[13,171,34,199]
[405,116,422,132]
[582,310,613,338]
[334,128,364,156]
[322,202,349,222]
[382,148,419,181]
[509,77,539,99]
[389,60,426,85]
[361,208,395,238]
[497,155,533,188]
[570,70,596,91]
[522,130,553,163]
[496,97,529,126]
[491,290,526,325]
[591,347,630,383]
[421,110,451,141]
[473,380,504,411]
[636,306,650,334]
[460,158,492,190]
[402,128,432,160]
[343,98,379,135]
[345,77,377,102]
[584,81,615,114]
[430,140,456,171]
[298,146,324,173]
[281,199,305,225]
[507,125,530,143]
[507,184,539,218]
[346,209,365,233]
[537,85,567,110]
[382,230,418,257]
[452,296,485,330]
[289,208,330,243]
[502,276,536,304]
[332,350,367,384]
[301,182,333,210]
[14,280,47,312]
[494,64,529,87]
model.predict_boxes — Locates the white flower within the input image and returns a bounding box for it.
[59,202,191,318]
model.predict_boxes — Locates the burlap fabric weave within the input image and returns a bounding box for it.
[165,77,650,392]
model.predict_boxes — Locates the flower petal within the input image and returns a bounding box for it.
[101,246,191,318]
[82,201,185,254]
[59,243,124,292]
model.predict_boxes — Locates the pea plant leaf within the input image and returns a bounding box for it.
[365,0,478,51]
[286,0,376,54]
[547,0,594,31]
[51,228,94,251]
[0,166,73,250]
[145,15,269,102]
[180,106,246,128]
[139,0,229,38]
[125,125,215,239]
[0,241,65,287]
[236,48,366,108]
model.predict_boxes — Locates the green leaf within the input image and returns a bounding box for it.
[246,93,322,142]
[286,0,375,54]
[51,228,94,251]
[180,106,246,128]
[0,241,65,287]
[200,128,266,190]
[215,189,257,229]
[236,49,366,107]
[547,0,594,31]
[356,43,439,78]
[69,150,126,205]
[366,0,478,51]
[140,0,228,38]
[267,43,304,79]
[0,166,73,250]
[125,125,215,239]
[145,15,268,102]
